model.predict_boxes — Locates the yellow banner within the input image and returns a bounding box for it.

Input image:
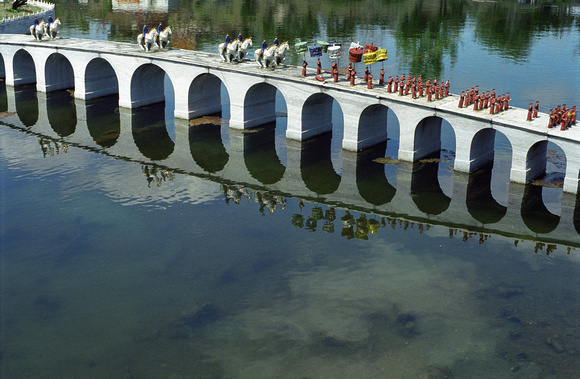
[376,48,388,61]
[363,51,377,65]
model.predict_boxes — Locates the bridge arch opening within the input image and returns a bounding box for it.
[358,104,400,194]
[465,129,512,224]
[13,49,36,86]
[45,53,74,92]
[85,58,119,100]
[410,116,455,215]
[130,63,171,109]
[188,73,224,119]
[0,53,5,79]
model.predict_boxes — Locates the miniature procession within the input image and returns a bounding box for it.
[23,17,577,131]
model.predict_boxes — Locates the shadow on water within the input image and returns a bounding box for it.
[356,141,396,206]
[15,84,38,127]
[242,122,286,185]
[411,153,451,215]
[47,90,77,137]
[86,95,120,148]
[466,162,507,224]
[188,114,229,173]
[300,131,341,195]
[132,102,175,161]
[521,183,560,234]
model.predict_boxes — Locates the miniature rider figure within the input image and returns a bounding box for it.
[272,36,279,46]
[237,32,243,42]
[33,16,39,33]
[47,14,53,30]
[260,38,268,57]
[157,22,163,44]
[224,33,231,50]
[142,24,148,38]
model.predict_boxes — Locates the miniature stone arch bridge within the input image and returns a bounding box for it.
[0,35,579,194]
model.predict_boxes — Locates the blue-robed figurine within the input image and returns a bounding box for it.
[157,22,163,33]
[33,16,39,32]
[237,32,243,42]
[142,24,148,37]
[47,14,53,29]
[260,38,268,56]
[272,36,279,46]
[224,33,231,49]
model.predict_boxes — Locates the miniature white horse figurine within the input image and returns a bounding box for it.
[46,18,61,39]
[30,20,46,40]
[236,37,253,61]
[138,29,158,51]
[254,44,278,68]
[274,41,290,66]
[218,39,240,62]
[157,26,171,49]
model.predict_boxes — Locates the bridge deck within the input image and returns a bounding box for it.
[1,34,578,144]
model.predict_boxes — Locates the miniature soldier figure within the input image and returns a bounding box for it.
[548,109,554,128]
[331,61,338,82]
[444,80,450,97]
[484,91,490,109]
[302,60,308,77]
[387,76,393,92]
[317,58,321,75]
[347,63,353,80]
[350,69,356,86]
[458,91,465,108]
[527,103,533,121]
[473,94,479,111]
[367,74,373,89]
[379,68,385,86]
[533,101,539,118]
[393,75,399,92]
[399,80,404,96]
[426,80,431,101]
[560,112,568,131]
[490,97,496,114]
[364,66,369,82]
[504,93,511,110]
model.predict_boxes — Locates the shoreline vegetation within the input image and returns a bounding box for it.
[1,3,42,19]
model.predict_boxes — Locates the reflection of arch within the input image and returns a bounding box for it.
[13,49,36,86]
[244,82,278,127]
[358,104,388,147]
[411,155,451,215]
[521,184,559,234]
[15,84,38,127]
[466,163,507,224]
[188,73,223,119]
[356,141,395,205]
[302,93,334,139]
[130,64,168,108]
[47,90,76,137]
[45,53,74,92]
[189,117,229,173]
[86,95,120,148]
[301,132,341,195]
[243,122,285,185]
[85,58,119,100]
[132,103,174,161]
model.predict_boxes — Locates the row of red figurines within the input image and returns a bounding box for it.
[458,87,510,114]
[382,73,450,101]
[547,104,577,131]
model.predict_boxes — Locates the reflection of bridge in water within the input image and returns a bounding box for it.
[1,85,578,250]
